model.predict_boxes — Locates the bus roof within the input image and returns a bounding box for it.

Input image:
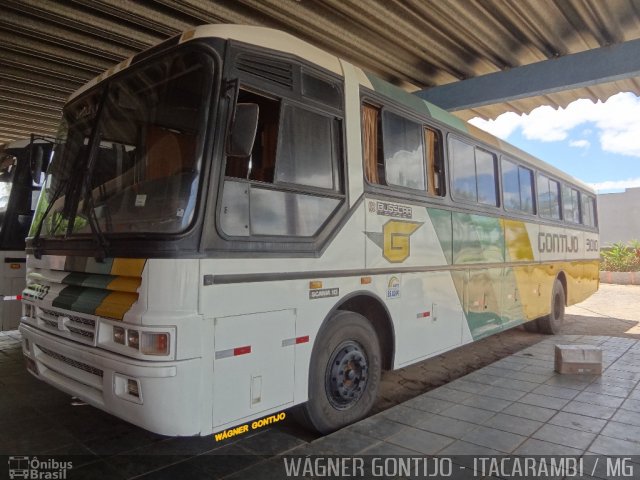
[68,24,594,194]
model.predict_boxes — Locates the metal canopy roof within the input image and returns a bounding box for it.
[1,0,639,143]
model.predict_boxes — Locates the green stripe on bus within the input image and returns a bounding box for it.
[366,74,430,116]
[427,208,453,265]
[61,272,91,287]
[365,73,469,132]
[452,212,504,264]
[423,102,468,132]
[71,288,112,316]
[428,210,530,340]
[82,274,117,290]
[52,286,86,311]
[52,285,111,315]
[62,272,116,290]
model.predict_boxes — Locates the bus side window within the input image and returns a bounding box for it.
[382,111,425,191]
[562,184,581,224]
[450,137,498,206]
[221,86,344,238]
[475,148,498,206]
[502,157,534,214]
[581,194,597,227]
[362,103,384,185]
[362,104,441,195]
[537,174,561,220]
[225,89,280,183]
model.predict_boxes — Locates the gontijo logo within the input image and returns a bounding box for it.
[382,220,422,263]
[365,220,423,264]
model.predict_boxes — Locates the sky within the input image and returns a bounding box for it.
[468,92,640,193]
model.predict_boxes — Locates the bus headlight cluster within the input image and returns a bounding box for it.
[23,303,35,319]
[113,326,125,344]
[128,330,139,349]
[113,326,169,355]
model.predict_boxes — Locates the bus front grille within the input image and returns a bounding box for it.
[37,345,104,378]
[37,308,97,346]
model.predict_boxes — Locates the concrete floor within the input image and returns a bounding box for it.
[1,285,640,479]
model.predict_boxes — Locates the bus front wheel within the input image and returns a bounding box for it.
[297,310,381,434]
[537,279,565,334]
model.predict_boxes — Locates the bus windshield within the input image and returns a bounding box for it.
[32,49,213,239]
[0,140,50,250]
[0,150,16,218]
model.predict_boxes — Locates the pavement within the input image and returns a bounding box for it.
[1,285,640,479]
[374,283,640,413]
[306,334,640,457]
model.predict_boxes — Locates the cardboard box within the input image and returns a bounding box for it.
[554,344,603,375]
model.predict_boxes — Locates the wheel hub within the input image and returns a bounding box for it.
[553,292,564,322]
[326,341,368,410]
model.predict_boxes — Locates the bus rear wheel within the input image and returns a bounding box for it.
[537,279,565,334]
[297,310,381,434]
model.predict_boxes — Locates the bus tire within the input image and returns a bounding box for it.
[537,279,565,334]
[297,310,381,434]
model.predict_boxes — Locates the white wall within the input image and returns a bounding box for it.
[598,187,640,246]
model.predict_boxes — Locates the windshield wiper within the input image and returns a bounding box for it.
[81,174,110,262]
[80,132,110,262]
[32,174,73,259]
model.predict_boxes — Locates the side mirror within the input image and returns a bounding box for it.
[30,144,44,185]
[226,103,259,157]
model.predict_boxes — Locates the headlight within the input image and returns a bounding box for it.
[127,329,139,349]
[100,321,174,359]
[113,326,125,344]
[141,332,169,355]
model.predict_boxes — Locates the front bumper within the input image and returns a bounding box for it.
[20,323,205,436]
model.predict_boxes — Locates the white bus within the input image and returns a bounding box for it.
[0,138,52,331]
[20,25,599,436]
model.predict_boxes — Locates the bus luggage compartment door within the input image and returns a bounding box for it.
[1,254,26,331]
[212,309,295,428]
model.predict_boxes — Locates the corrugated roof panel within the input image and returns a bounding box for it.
[1,0,639,143]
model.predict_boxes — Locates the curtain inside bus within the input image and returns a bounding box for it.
[362,104,379,184]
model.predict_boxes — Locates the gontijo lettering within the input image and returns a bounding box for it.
[538,232,579,253]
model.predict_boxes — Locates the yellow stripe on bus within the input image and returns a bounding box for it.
[512,260,599,321]
[502,219,534,262]
[95,291,139,320]
[110,258,146,277]
[107,276,142,293]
